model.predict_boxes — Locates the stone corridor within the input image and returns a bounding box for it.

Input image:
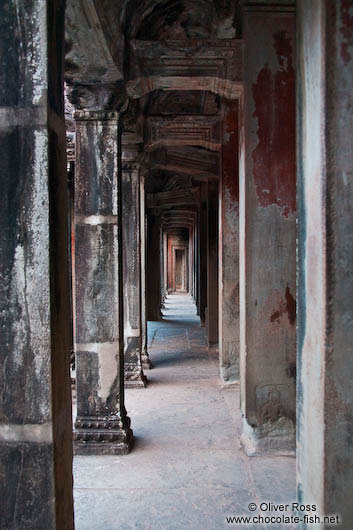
[73,294,295,529]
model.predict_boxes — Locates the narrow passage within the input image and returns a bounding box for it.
[74,293,296,529]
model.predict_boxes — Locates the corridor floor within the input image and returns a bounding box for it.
[73,293,296,530]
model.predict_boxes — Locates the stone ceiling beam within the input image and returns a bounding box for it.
[145,116,222,152]
[147,188,200,209]
[146,145,220,179]
[127,39,243,100]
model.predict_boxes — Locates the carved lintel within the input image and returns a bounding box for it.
[145,116,222,152]
[73,109,118,121]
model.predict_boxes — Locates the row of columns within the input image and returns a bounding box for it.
[2,1,352,527]
[73,113,153,452]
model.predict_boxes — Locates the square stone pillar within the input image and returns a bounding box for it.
[121,138,147,388]
[199,183,208,324]
[189,226,194,297]
[0,1,74,528]
[207,180,219,346]
[73,110,133,454]
[219,101,240,382]
[297,2,353,527]
[161,231,168,306]
[240,3,296,455]
[147,212,162,321]
[140,175,152,369]
[194,213,200,313]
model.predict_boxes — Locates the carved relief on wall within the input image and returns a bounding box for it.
[256,384,290,425]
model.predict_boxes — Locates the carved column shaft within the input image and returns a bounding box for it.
[73,109,133,454]
[199,182,208,324]
[140,175,152,369]
[219,101,240,382]
[206,180,219,346]
[121,138,147,388]
[0,2,74,527]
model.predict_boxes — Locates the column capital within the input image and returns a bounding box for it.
[73,109,119,121]
[121,132,143,170]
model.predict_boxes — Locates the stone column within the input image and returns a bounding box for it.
[147,212,162,321]
[140,175,152,369]
[207,180,219,346]
[73,109,133,454]
[160,223,165,303]
[219,101,240,383]
[161,231,168,306]
[194,215,200,312]
[121,136,147,388]
[199,183,208,324]
[240,3,296,455]
[0,2,74,528]
[189,227,193,296]
[297,2,353,527]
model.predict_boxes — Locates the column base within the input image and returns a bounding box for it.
[240,416,295,457]
[141,349,153,369]
[124,364,147,388]
[219,358,240,384]
[74,415,134,455]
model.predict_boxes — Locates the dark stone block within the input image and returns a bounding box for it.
[75,224,120,343]
[0,442,55,530]
[75,121,118,216]
[0,127,53,425]
[75,350,100,417]
[0,2,36,107]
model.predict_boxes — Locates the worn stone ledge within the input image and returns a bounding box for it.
[74,438,133,456]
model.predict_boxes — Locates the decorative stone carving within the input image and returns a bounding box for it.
[127,39,243,99]
[145,116,222,151]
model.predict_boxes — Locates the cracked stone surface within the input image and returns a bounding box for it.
[73,293,296,529]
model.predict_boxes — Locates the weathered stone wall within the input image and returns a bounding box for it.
[297,1,353,527]
[0,1,74,528]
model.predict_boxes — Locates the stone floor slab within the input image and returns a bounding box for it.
[74,293,296,529]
